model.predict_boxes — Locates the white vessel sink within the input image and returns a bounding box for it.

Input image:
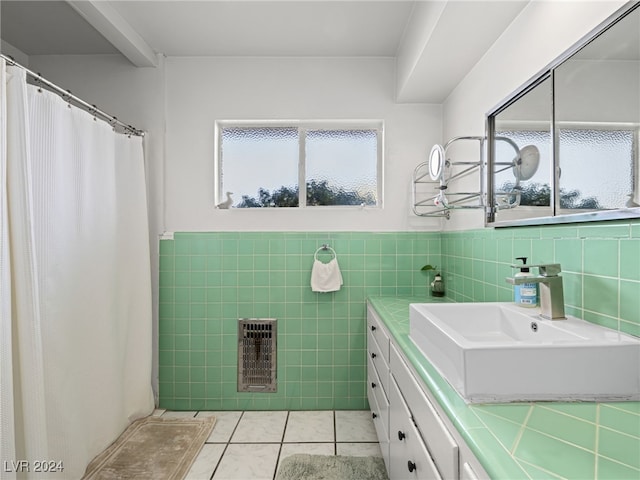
[409,302,640,403]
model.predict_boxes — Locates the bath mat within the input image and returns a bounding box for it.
[275,454,388,480]
[82,415,216,480]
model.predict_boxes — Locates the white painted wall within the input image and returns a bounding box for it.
[27,55,443,234]
[442,0,626,231]
[26,57,443,234]
[164,56,442,232]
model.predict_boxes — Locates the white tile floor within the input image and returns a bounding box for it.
[157,410,382,480]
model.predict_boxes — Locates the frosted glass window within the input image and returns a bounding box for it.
[495,128,635,211]
[217,122,382,208]
[220,127,299,207]
[306,129,378,206]
[558,128,634,210]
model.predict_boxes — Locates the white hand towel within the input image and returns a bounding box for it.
[311,258,343,292]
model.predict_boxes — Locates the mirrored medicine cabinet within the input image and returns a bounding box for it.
[486,2,640,227]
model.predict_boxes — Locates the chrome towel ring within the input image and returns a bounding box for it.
[314,244,336,261]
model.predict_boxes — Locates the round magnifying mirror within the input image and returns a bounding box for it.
[428,144,445,181]
[512,145,540,181]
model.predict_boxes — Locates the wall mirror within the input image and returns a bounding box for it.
[486,2,640,226]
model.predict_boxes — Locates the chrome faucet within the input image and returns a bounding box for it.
[506,263,566,320]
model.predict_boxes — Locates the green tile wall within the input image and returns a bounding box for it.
[158,231,440,410]
[158,220,639,410]
[441,219,640,337]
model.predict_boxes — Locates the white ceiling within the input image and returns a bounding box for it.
[108,1,416,57]
[0,1,529,102]
[1,1,119,55]
[1,1,416,57]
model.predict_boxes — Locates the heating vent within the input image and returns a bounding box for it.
[238,318,277,392]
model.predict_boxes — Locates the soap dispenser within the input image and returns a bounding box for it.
[514,257,537,308]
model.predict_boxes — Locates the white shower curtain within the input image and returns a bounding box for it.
[0,59,154,479]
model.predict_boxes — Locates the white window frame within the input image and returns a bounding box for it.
[215,120,384,208]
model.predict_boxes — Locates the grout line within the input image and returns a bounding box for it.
[594,404,601,478]
[209,442,227,480]
[203,410,237,480]
[596,453,640,473]
[603,402,640,417]
[333,410,337,455]
[510,405,534,455]
[271,411,289,480]
[536,404,599,426]
[515,458,565,480]
[273,443,283,480]
[223,441,289,444]
[280,411,290,444]
[228,411,244,443]
[208,412,242,479]
[523,425,599,455]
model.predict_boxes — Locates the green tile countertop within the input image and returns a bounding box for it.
[368,296,640,480]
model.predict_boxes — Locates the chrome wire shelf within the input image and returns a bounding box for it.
[412,136,486,219]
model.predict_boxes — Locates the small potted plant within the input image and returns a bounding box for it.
[421,264,445,297]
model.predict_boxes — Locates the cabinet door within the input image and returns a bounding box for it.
[389,376,442,480]
[391,344,459,479]
[368,354,390,470]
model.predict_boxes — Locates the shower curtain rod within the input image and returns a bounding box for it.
[1,54,144,137]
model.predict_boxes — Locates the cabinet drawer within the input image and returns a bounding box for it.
[368,364,391,472]
[389,376,442,480]
[368,327,390,393]
[391,344,459,480]
[367,304,390,363]
[368,353,389,419]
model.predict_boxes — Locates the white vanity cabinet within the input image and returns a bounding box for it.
[366,304,487,480]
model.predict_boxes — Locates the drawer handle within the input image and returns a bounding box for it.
[371,352,377,359]
[407,461,416,473]
[372,412,378,419]
[371,382,376,389]
[371,325,377,331]
[397,430,406,441]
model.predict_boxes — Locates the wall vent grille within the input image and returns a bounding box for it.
[237,318,277,392]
